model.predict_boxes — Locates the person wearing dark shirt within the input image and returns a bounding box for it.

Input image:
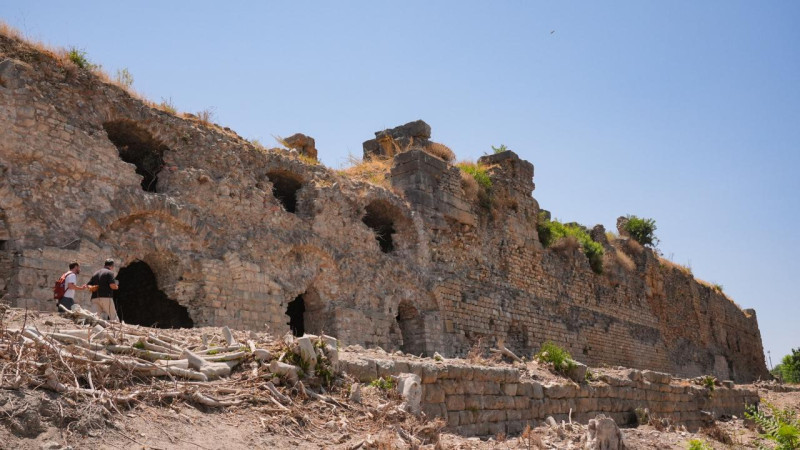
[87,258,119,321]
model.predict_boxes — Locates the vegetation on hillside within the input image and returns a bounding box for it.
[773,349,800,384]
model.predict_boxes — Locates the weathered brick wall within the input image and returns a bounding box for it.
[0,32,768,382]
[341,353,760,436]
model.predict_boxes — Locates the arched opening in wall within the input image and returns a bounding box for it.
[362,200,400,253]
[0,208,11,299]
[103,120,168,192]
[114,260,193,328]
[396,301,426,356]
[266,171,303,213]
[285,289,324,337]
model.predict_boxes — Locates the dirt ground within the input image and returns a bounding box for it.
[1,308,798,449]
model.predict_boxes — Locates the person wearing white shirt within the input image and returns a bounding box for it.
[59,261,88,312]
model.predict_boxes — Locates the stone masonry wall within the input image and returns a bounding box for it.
[0,32,768,382]
[341,353,760,437]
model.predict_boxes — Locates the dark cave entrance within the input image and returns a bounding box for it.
[103,120,168,192]
[0,208,10,299]
[266,171,303,213]
[362,200,398,253]
[285,289,324,337]
[396,301,425,356]
[114,260,193,328]
[286,295,305,337]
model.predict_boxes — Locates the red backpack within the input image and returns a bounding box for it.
[53,271,71,301]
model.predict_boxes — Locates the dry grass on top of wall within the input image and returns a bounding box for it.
[337,154,392,188]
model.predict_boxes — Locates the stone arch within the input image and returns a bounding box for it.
[0,208,12,300]
[362,199,407,253]
[285,287,325,337]
[95,197,213,254]
[278,245,341,337]
[103,120,168,192]
[266,170,304,213]
[114,259,193,328]
[396,300,427,355]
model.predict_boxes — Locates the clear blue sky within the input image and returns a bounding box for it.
[3,1,798,367]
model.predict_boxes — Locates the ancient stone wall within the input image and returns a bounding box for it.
[0,32,769,382]
[340,352,760,437]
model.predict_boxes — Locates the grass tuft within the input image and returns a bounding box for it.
[535,341,576,374]
[456,161,492,190]
[425,142,456,162]
[337,154,392,188]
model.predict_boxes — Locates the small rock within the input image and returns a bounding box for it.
[349,382,362,403]
[584,414,625,450]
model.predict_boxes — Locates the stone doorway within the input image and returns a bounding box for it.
[285,289,324,337]
[114,260,193,328]
[396,301,426,356]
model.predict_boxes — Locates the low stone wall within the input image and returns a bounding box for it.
[340,353,759,437]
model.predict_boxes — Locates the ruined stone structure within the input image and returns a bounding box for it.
[0,33,769,382]
[340,351,760,436]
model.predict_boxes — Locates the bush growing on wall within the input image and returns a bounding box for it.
[623,215,659,247]
[537,212,604,273]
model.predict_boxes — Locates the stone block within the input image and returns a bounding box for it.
[502,383,519,396]
[446,395,466,411]
[423,384,445,403]
[421,402,445,419]
[342,358,377,382]
[531,382,544,399]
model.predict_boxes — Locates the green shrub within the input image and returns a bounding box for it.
[687,439,713,450]
[456,162,492,190]
[67,47,99,70]
[623,215,659,247]
[746,401,800,449]
[537,213,604,273]
[535,341,576,374]
[370,377,395,390]
[701,375,716,392]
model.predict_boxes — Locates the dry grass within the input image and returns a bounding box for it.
[658,257,693,277]
[623,237,644,255]
[550,235,580,253]
[337,154,392,188]
[613,248,636,271]
[424,142,456,162]
[460,169,480,203]
[0,20,24,41]
[606,231,618,242]
[195,107,216,125]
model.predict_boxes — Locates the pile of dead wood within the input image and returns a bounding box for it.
[0,305,341,410]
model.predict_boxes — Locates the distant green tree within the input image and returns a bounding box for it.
[780,349,800,383]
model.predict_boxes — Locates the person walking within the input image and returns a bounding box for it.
[58,261,88,312]
[87,258,119,321]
